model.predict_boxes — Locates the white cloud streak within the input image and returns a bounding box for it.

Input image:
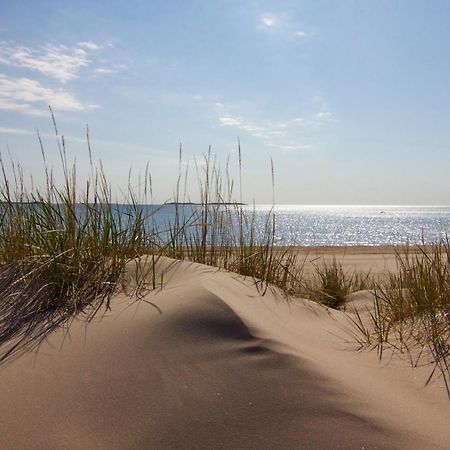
[275,143,312,152]
[314,111,333,120]
[93,67,115,75]
[218,112,313,152]
[0,41,103,83]
[93,63,126,77]
[78,41,102,51]
[0,126,33,135]
[0,74,96,116]
[219,114,277,137]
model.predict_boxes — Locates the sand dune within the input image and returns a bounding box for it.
[0,256,449,449]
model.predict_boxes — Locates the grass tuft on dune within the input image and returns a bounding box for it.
[348,242,450,396]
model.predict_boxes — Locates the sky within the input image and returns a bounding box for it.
[0,0,450,204]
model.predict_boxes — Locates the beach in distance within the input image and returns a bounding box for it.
[1,246,449,450]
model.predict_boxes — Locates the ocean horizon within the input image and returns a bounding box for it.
[138,204,450,247]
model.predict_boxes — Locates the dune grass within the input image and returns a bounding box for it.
[0,114,304,361]
[304,257,372,309]
[0,118,160,361]
[151,143,305,296]
[347,243,450,396]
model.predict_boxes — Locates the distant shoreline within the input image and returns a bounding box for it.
[166,202,247,206]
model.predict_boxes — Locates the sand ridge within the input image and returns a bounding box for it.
[0,255,449,449]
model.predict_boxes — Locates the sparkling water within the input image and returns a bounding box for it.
[143,204,450,246]
[246,205,450,246]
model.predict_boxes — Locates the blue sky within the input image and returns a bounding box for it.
[1,0,450,204]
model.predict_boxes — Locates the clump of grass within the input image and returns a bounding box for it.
[0,111,159,362]
[348,242,450,396]
[307,257,372,309]
[160,144,304,296]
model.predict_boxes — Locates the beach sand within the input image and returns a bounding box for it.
[0,248,449,449]
[288,245,412,278]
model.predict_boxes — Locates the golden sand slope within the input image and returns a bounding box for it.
[0,255,449,449]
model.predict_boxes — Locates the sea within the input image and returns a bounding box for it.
[142,204,450,247]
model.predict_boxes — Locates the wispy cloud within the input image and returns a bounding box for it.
[294,31,307,38]
[219,115,267,134]
[272,143,312,152]
[259,13,309,39]
[0,126,33,136]
[78,41,102,51]
[314,111,333,120]
[219,114,287,138]
[93,63,126,77]
[0,74,97,116]
[215,96,335,152]
[93,67,115,75]
[218,112,313,152]
[0,100,45,116]
[260,14,278,28]
[0,40,116,116]
[219,115,241,127]
[0,41,103,83]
